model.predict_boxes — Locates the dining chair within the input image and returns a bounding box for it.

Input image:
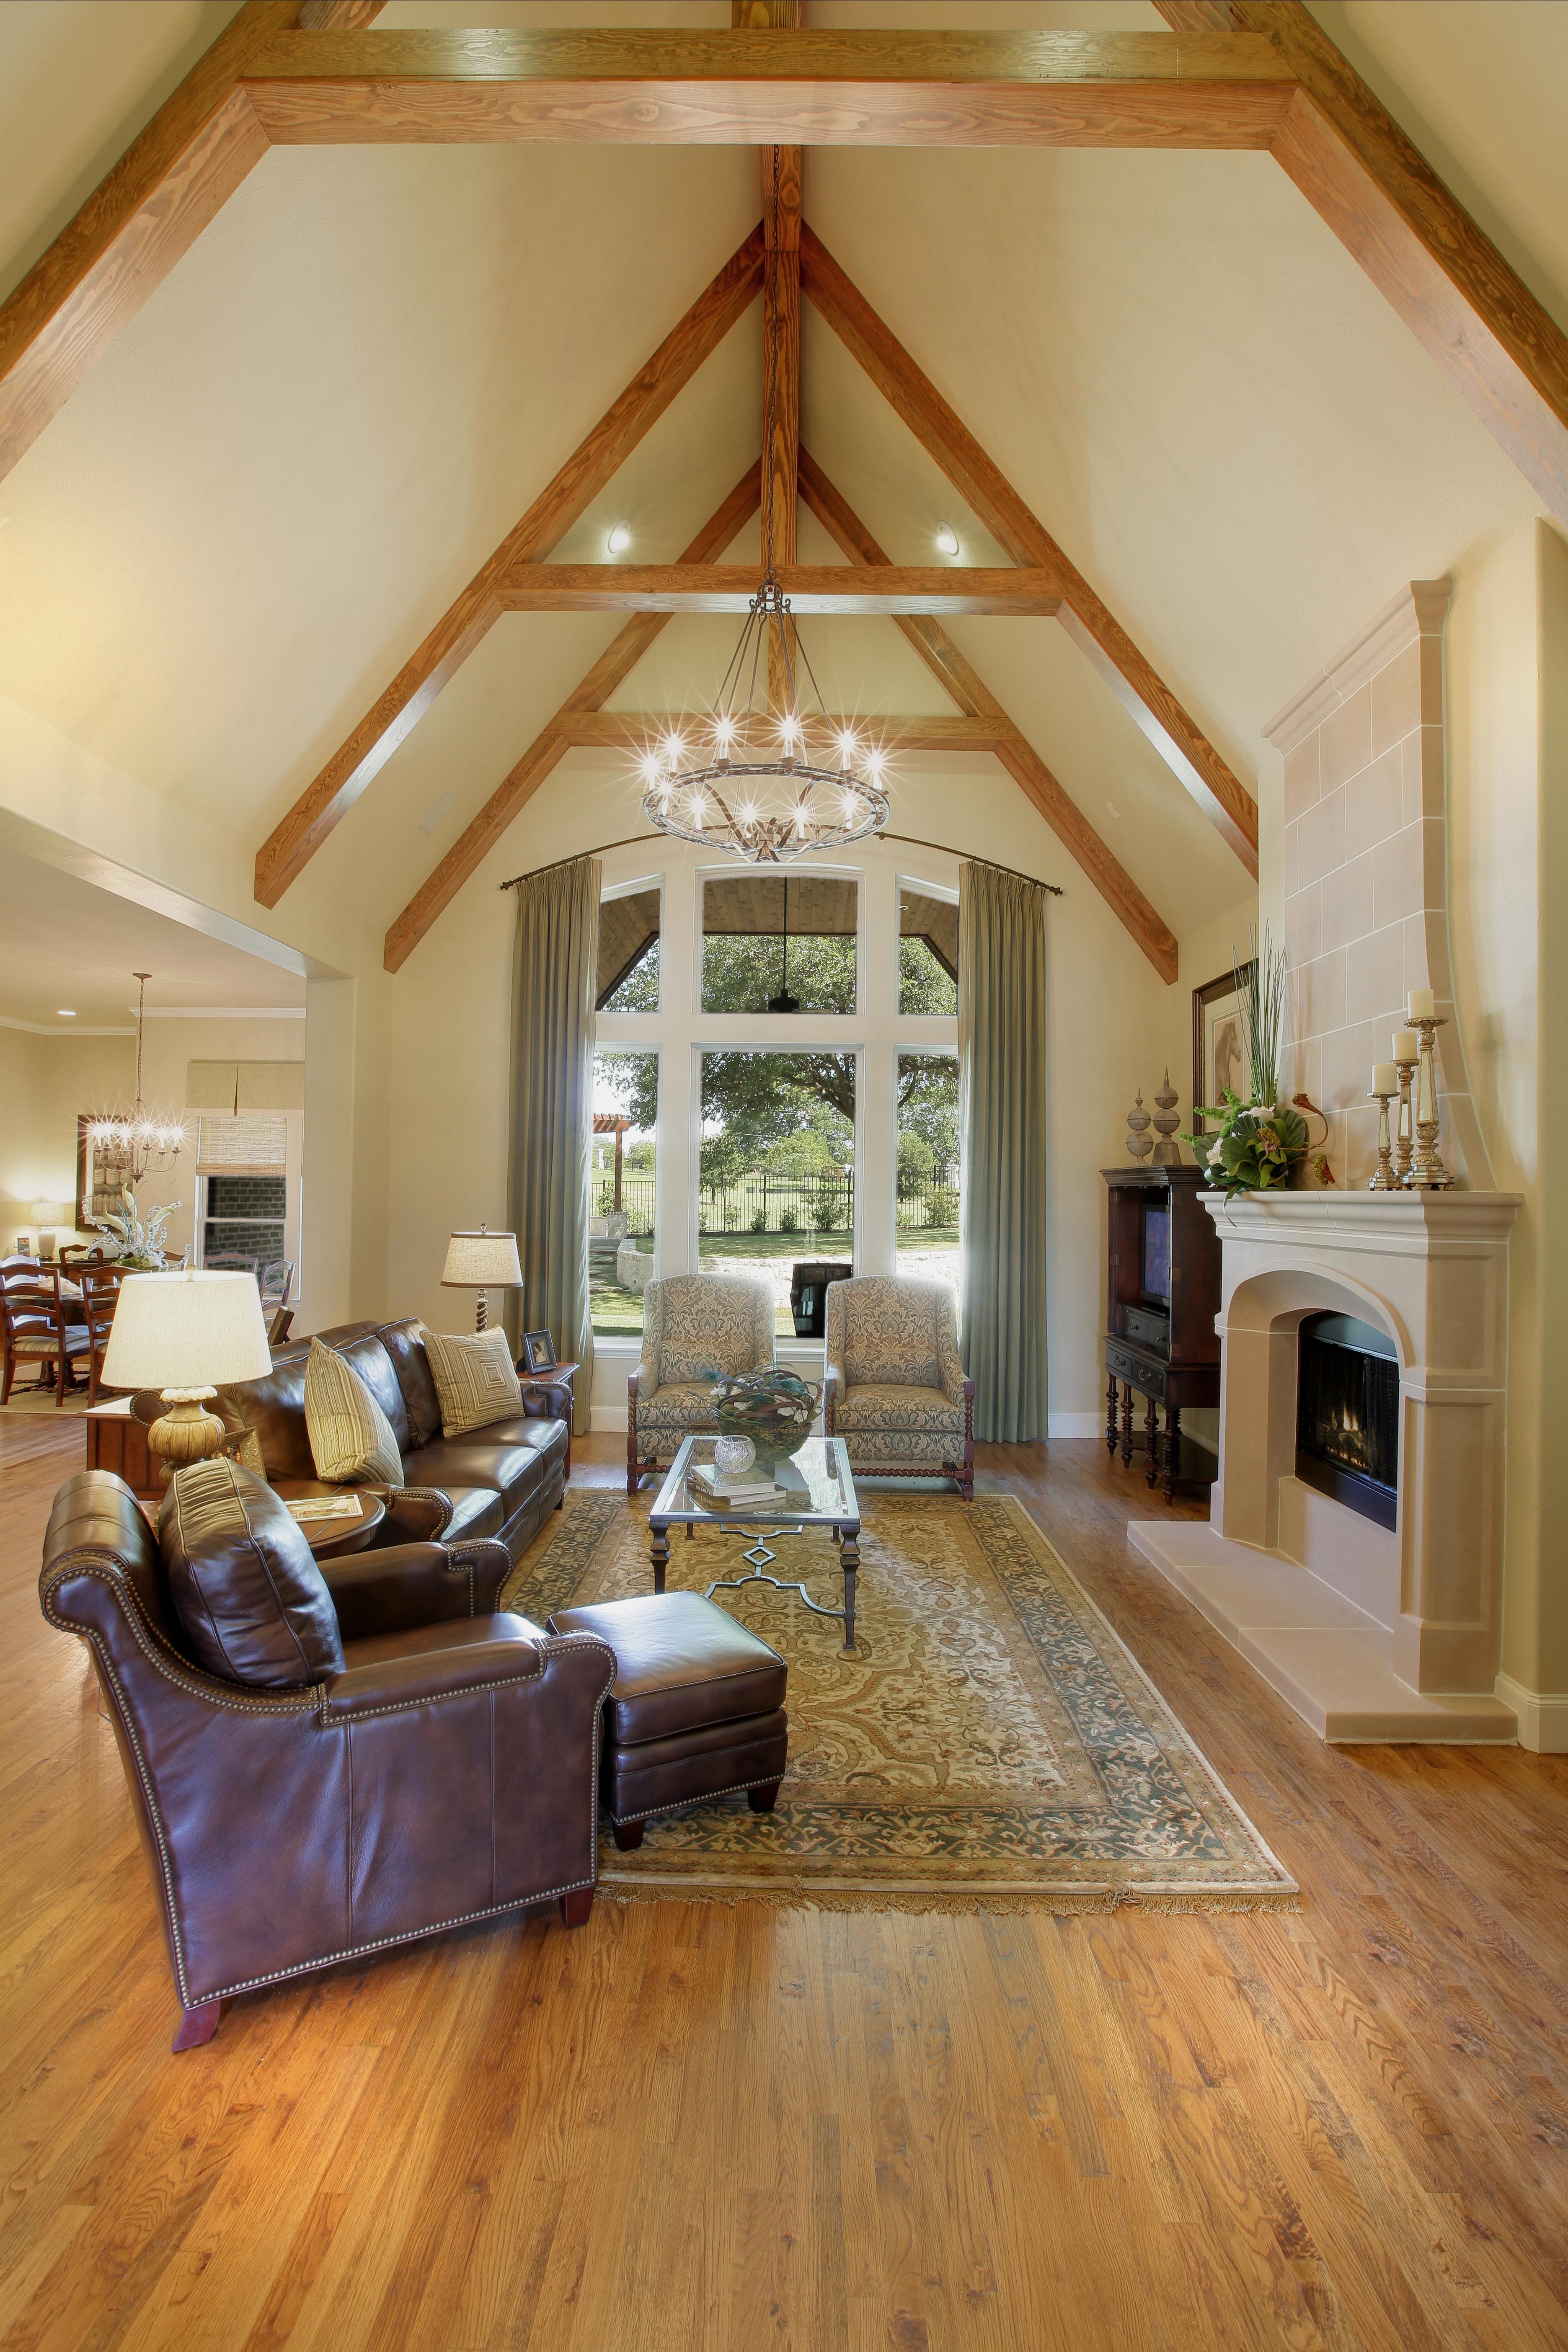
[0,1263,93,1405]
[260,1259,295,1312]
[204,1252,261,1276]
[79,1264,127,1406]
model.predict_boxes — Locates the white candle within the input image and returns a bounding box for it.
[1370,1062,1397,1097]
[1407,987,1436,1020]
[1393,1028,1420,1064]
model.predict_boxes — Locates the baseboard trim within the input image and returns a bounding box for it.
[1494,1673,1568,1753]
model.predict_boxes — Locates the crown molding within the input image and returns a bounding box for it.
[0,1014,135,1036]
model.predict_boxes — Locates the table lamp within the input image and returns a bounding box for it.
[32,1203,71,1261]
[100,1269,273,1475]
[441,1225,523,1331]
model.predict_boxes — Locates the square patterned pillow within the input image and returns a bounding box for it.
[424,1327,524,1437]
[304,1337,405,1487]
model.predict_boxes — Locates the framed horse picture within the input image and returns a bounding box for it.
[1191,964,1255,1136]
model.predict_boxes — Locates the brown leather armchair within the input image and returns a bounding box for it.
[39,1462,615,2053]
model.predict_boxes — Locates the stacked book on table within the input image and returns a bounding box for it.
[688,1459,806,1511]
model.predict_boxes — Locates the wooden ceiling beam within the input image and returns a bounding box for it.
[382,465,760,973]
[254,226,763,906]
[1155,1,1568,529]
[801,227,1258,876]
[0,1,300,485]
[295,2,387,27]
[798,451,1178,982]
[493,565,1065,614]
[746,3,803,715]
[240,28,1292,151]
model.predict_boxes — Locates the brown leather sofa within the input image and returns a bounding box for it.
[216,1317,567,1564]
[39,1459,616,2051]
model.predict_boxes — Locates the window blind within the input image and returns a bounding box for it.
[196,1114,288,1176]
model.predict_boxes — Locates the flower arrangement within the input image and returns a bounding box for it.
[1184,929,1334,1195]
[1185,1092,1334,1196]
[81,1184,182,1270]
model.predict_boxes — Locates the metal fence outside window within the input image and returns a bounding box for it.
[591,1169,961,1237]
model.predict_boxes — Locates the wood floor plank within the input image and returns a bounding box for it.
[3,1432,1567,2349]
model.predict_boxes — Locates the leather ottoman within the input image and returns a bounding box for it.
[546,1591,788,1850]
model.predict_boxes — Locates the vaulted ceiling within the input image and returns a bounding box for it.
[0,0,1562,990]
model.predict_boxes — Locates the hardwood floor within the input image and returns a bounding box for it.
[3,1417,1565,2350]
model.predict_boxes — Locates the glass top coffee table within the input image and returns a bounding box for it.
[648,1434,863,1654]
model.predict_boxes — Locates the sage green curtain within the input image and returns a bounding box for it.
[958,860,1049,1443]
[508,857,600,1433]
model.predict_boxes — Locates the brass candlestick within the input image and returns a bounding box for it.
[1394,1063,1416,1185]
[1408,1016,1454,1189]
[1367,1092,1396,1189]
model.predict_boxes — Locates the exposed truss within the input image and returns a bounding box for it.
[2,9,1565,526]
[3,1,1562,981]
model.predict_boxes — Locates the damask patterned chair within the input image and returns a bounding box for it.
[823,1275,974,1500]
[627,1274,775,1493]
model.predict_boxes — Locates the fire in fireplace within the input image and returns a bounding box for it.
[1295,1312,1399,1531]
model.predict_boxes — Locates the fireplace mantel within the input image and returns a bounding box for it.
[1130,1186,1521,1743]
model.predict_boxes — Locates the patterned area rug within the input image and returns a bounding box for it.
[507,1492,1297,1914]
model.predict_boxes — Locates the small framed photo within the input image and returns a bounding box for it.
[1192,964,1255,1136]
[521,1330,558,1376]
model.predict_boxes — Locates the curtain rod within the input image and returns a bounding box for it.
[499,834,1063,896]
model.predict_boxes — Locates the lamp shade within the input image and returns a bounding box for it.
[441,1229,523,1289]
[101,1270,273,1392]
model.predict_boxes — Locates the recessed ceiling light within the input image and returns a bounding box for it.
[935,525,960,557]
[57,1008,77,1017]
[607,523,632,554]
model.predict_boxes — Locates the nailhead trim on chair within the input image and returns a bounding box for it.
[44,1554,616,2009]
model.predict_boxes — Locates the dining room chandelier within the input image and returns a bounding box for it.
[640,155,891,868]
[88,974,183,1190]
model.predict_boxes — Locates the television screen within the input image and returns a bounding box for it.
[1142,1205,1171,1302]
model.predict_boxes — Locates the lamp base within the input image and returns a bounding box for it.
[147,1390,227,1481]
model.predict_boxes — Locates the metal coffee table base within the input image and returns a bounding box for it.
[652,1522,861,1655]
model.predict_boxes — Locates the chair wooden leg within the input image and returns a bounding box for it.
[0,1347,12,1406]
[172,1999,222,2052]
[558,1885,595,1926]
[748,1781,781,1814]
[612,1819,646,1851]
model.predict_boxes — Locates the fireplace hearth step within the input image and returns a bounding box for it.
[1127,1522,1519,1745]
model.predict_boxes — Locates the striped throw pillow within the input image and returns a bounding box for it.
[304,1338,405,1487]
[424,1327,524,1437]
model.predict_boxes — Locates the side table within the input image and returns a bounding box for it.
[266,1482,387,1558]
[518,1358,578,1480]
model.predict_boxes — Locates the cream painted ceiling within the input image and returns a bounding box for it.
[0,1,1562,963]
[0,848,306,1028]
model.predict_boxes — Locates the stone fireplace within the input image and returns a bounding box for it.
[1131,1193,1519,1740]
[1130,578,1523,1744]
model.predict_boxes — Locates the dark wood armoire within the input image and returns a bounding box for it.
[1101,1163,1222,1504]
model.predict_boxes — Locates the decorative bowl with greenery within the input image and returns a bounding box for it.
[710,1366,821,1452]
[1184,932,1335,1196]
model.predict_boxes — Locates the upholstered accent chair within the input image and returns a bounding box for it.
[823,1276,975,1500]
[627,1274,775,1492]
